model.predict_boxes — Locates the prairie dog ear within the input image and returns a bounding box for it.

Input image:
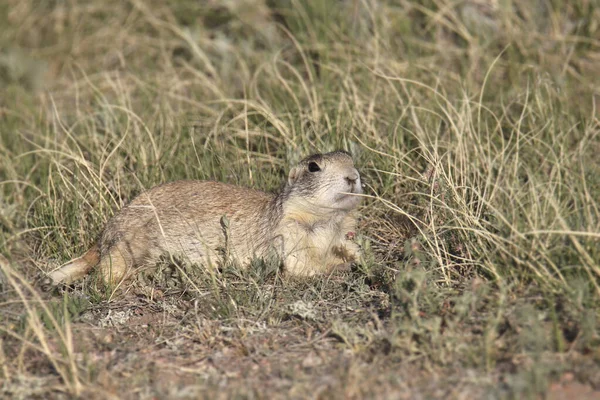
[288,166,301,185]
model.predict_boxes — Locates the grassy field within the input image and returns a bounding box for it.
[1,0,599,398]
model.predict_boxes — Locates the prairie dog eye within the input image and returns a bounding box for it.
[307,161,321,172]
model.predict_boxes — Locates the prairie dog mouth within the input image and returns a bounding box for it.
[344,183,363,195]
[337,189,363,201]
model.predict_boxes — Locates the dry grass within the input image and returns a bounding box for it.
[1,0,599,398]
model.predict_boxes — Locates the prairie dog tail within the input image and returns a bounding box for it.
[48,244,101,285]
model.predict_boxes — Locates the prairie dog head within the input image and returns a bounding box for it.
[286,151,363,212]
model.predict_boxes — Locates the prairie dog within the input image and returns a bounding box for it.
[48,151,363,285]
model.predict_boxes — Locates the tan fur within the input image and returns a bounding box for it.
[48,151,363,285]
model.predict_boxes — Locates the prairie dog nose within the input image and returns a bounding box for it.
[345,169,360,185]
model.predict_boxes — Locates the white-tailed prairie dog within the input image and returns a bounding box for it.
[48,151,363,285]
